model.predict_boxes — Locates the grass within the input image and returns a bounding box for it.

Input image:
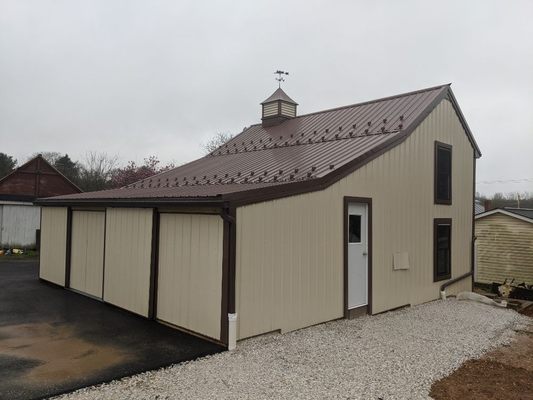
[0,249,39,261]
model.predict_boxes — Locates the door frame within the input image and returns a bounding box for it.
[149,209,230,347]
[343,196,373,318]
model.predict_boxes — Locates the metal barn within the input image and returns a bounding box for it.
[37,84,480,349]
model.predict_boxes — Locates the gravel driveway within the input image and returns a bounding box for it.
[55,299,530,400]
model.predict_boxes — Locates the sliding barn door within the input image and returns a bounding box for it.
[70,211,105,298]
[157,213,223,340]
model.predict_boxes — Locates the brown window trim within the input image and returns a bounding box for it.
[434,141,452,205]
[433,218,452,282]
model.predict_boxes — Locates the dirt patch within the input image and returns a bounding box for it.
[520,305,533,318]
[0,322,130,384]
[431,320,533,400]
[431,358,533,400]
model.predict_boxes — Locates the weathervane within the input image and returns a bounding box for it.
[274,70,289,88]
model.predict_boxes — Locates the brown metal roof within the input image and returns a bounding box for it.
[261,88,298,105]
[39,84,480,206]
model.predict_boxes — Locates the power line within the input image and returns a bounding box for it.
[477,178,533,185]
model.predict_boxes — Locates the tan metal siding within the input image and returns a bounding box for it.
[103,208,153,316]
[262,102,278,117]
[157,213,223,340]
[39,207,68,285]
[70,211,105,298]
[236,99,474,339]
[475,214,533,285]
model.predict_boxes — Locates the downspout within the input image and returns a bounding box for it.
[441,154,477,300]
[440,271,473,300]
[220,206,237,350]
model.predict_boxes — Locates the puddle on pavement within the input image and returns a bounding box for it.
[0,322,130,384]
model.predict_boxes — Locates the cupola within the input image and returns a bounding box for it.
[261,87,298,128]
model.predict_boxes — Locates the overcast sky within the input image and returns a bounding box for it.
[1,0,532,196]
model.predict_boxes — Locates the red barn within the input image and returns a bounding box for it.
[0,154,81,248]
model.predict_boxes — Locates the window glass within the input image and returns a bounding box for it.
[349,215,361,243]
[435,222,451,280]
[436,144,452,203]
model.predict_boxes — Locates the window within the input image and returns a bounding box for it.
[435,142,452,204]
[349,215,361,243]
[434,219,451,281]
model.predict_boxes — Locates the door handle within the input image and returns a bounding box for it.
[363,252,368,256]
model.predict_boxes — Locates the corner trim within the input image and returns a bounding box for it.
[148,208,160,319]
[64,207,73,288]
[219,208,231,345]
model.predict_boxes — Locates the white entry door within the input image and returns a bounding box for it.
[347,203,368,309]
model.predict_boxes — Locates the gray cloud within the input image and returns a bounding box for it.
[1,0,532,195]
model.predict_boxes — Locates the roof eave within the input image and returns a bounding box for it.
[475,208,533,224]
[35,196,227,208]
[445,87,482,158]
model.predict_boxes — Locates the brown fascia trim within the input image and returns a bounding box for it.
[445,88,481,158]
[471,155,476,289]
[433,218,452,282]
[434,141,453,205]
[34,197,226,208]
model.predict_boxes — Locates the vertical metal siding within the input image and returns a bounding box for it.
[39,207,68,285]
[475,214,533,285]
[0,204,41,248]
[103,208,153,317]
[70,211,105,298]
[157,213,223,340]
[236,99,474,340]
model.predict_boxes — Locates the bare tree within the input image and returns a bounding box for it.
[77,151,118,191]
[201,132,234,154]
[29,151,62,164]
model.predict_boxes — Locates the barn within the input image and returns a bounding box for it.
[475,208,533,286]
[36,84,480,349]
[0,155,81,249]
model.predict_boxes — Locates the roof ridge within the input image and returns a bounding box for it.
[208,130,399,157]
[293,83,450,120]
[207,83,449,157]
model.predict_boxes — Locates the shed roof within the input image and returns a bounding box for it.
[39,84,480,206]
[504,208,533,221]
[475,208,533,224]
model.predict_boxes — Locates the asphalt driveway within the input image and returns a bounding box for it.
[0,260,223,400]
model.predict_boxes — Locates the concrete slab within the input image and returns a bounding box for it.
[0,260,223,400]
